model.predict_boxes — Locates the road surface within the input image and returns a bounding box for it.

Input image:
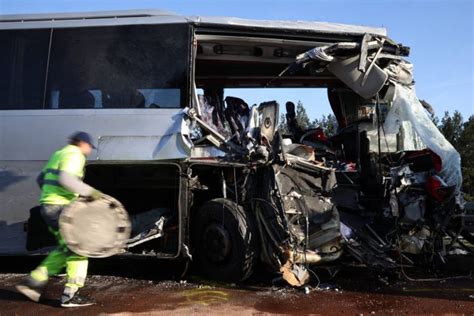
[0,256,473,315]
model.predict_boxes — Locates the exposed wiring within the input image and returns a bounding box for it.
[233,167,239,204]
[307,266,321,289]
[397,235,473,282]
[375,93,394,168]
[264,64,292,88]
[375,94,383,186]
[252,169,325,288]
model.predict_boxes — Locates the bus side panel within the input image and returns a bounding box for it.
[0,108,189,254]
[0,161,42,253]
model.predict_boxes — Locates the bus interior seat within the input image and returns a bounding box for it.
[224,96,250,135]
[103,89,145,108]
[58,89,95,109]
[197,94,230,137]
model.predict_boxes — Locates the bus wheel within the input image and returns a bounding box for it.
[192,198,258,282]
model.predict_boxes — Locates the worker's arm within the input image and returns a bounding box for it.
[58,151,101,198]
[58,171,95,196]
[36,171,45,188]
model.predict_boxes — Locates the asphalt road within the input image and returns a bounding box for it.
[0,256,473,315]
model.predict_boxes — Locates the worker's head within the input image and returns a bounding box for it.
[69,131,96,156]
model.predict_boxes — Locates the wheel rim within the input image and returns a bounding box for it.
[202,223,232,264]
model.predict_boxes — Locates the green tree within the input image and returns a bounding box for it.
[436,111,473,200]
[295,100,311,130]
[439,110,464,148]
[279,100,339,138]
[279,100,312,136]
[458,116,474,200]
[312,114,338,137]
[278,113,289,134]
[430,113,440,126]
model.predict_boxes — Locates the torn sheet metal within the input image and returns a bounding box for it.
[127,208,169,248]
[384,60,414,86]
[328,54,388,99]
[297,46,334,63]
[191,146,227,158]
[384,83,462,191]
[257,101,279,145]
[280,260,310,287]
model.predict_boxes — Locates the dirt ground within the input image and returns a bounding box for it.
[0,255,473,315]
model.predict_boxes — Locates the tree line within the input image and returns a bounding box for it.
[437,111,473,201]
[278,101,339,137]
[278,101,473,200]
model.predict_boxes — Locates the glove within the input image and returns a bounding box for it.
[89,189,103,201]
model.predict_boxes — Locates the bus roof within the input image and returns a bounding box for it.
[0,9,387,37]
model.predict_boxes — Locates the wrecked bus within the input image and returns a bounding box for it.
[0,10,470,285]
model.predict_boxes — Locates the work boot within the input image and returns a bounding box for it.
[60,291,96,308]
[15,277,46,302]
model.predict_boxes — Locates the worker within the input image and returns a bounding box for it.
[16,131,103,308]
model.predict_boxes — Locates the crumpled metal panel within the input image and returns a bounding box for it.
[328,54,388,99]
[384,83,462,191]
[257,101,279,145]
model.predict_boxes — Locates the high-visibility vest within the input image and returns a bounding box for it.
[39,145,86,205]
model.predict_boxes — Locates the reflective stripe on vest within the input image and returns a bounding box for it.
[45,168,60,175]
[42,179,61,187]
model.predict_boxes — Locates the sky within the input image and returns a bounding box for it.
[1,0,472,121]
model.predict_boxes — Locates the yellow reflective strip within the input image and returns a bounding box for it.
[31,266,48,282]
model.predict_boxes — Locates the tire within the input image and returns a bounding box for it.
[192,198,258,282]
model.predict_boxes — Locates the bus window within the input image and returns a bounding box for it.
[0,29,50,110]
[45,24,191,109]
[137,89,181,108]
